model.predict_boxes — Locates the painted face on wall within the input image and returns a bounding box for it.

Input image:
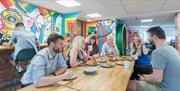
[1,8,22,36]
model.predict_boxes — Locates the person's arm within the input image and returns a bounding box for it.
[55,54,67,75]
[30,55,72,87]
[70,49,83,67]
[130,42,135,56]
[139,50,166,83]
[138,69,163,83]
[35,73,68,87]
[3,41,13,47]
[3,31,16,47]
[54,68,66,75]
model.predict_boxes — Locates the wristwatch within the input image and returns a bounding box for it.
[52,72,56,76]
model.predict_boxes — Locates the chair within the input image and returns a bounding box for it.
[14,48,36,90]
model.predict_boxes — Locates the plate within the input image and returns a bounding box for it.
[100,63,114,68]
[62,74,77,81]
[84,68,97,74]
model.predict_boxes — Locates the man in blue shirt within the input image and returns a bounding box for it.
[3,22,38,71]
[21,33,73,87]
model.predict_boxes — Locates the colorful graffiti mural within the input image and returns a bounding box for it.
[0,0,62,44]
[84,19,116,51]
[61,12,81,36]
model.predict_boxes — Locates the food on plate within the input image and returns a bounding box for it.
[106,61,114,65]
[96,58,107,63]
[86,59,97,66]
[120,56,134,61]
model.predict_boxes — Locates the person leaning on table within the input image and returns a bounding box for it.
[21,33,73,87]
[3,22,38,72]
[127,26,180,91]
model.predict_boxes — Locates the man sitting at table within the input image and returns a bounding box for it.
[21,33,73,87]
[3,22,38,72]
[127,26,180,91]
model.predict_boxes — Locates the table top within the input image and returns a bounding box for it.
[0,46,14,51]
[0,44,47,51]
[64,61,134,91]
[17,57,134,91]
[17,84,78,91]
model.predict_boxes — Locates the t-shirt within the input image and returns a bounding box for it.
[10,29,38,60]
[152,44,180,91]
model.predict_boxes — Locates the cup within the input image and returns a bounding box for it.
[88,45,93,52]
[124,61,130,69]
[133,54,138,60]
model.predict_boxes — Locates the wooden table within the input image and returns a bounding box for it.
[17,84,78,91]
[64,61,134,91]
[17,60,134,91]
[0,44,47,84]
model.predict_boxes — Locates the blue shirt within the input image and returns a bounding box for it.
[10,29,38,60]
[21,47,67,85]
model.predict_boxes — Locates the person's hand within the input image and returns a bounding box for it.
[138,74,145,81]
[61,72,74,80]
[2,42,8,47]
[140,38,144,45]
[79,61,83,64]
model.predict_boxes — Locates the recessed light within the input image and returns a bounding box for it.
[141,19,153,23]
[87,13,102,18]
[87,19,91,22]
[56,0,81,8]
[141,26,149,28]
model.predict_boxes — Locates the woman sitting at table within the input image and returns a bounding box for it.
[100,35,119,56]
[66,36,88,68]
[85,36,99,58]
[130,34,152,80]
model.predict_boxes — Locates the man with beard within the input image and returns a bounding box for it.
[127,26,180,91]
[21,33,73,87]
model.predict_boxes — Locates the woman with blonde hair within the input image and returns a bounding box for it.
[101,35,119,55]
[66,36,88,68]
[130,34,152,80]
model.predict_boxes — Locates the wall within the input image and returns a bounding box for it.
[84,19,116,51]
[0,0,62,44]
[61,12,81,36]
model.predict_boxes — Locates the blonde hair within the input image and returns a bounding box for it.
[131,34,142,56]
[73,36,85,49]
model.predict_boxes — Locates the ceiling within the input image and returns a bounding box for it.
[20,0,180,30]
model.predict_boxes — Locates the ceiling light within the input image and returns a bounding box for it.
[87,13,102,18]
[87,19,91,22]
[56,0,81,8]
[141,26,149,28]
[141,19,153,23]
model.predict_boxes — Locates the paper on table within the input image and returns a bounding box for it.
[56,80,71,85]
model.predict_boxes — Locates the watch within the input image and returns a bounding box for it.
[52,72,56,76]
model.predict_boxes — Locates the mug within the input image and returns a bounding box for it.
[124,61,130,69]
[88,45,93,52]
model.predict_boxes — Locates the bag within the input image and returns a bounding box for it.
[130,64,153,80]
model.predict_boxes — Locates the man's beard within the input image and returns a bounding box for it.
[53,47,62,54]
[149,40,154,45]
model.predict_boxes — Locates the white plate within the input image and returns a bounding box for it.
[100,63,114,68]
[84,68,97,74]
[62,74,77,81]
